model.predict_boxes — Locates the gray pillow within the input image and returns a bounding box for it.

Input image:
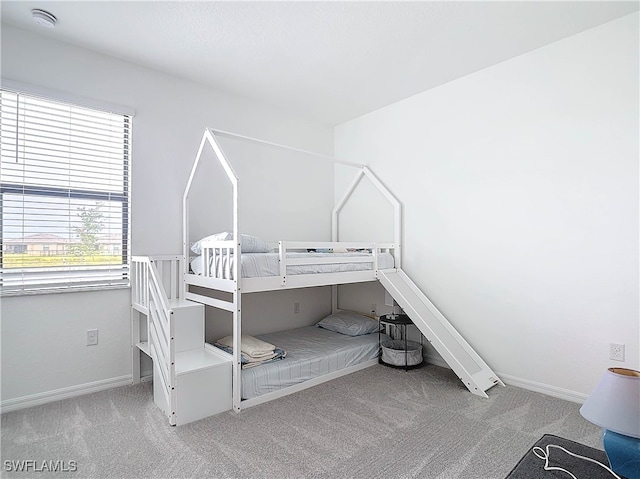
[317,311,379,336]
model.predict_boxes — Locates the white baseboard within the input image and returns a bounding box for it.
[424,355,587,404]
[496,372,588,404]
[1,375,133,413]
[1,361,588,414]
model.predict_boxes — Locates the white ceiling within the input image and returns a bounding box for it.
[2,1,638,126]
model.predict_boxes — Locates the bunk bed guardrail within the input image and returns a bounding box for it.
[198,240,397,286]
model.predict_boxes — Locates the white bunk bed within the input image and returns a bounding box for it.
[131,128,502,425]
[182,129,402,412]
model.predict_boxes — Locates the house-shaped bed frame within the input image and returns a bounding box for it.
[131,128,503,425]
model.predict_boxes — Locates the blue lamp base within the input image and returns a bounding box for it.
[603,429,640,479]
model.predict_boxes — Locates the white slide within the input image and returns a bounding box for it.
[377,269,504,397]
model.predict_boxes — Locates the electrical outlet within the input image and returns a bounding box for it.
[293,303,300,314]
[87,329,98,346]
[371,304,376,315]
[610,343,625,362]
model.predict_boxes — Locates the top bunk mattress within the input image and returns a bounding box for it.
[191,251,395,278]
[217,325,385,400]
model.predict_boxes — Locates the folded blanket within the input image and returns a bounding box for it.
[212,342,286,369]
[243,351,277,363]
[217,335,276,358]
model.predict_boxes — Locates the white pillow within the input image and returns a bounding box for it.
[191,232,270,255]
[190,255,204,275]
[317,311,380,336]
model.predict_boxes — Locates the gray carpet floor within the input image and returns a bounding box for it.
[1,364,603,479]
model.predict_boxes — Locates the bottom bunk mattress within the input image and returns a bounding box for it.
[219,326,386,400]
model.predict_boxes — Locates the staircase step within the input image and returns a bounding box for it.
[137,341,151,357]
[175,347,231,376]
[169,298,203,310]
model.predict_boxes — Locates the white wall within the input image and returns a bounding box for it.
[335,13,639,399]
[187,136,335,244]
[1,25,333,406]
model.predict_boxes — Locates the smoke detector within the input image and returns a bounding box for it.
[32,9,57,28]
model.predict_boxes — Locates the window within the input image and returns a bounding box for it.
[0,89,131,294]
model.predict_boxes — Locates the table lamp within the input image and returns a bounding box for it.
[580,368,640,479]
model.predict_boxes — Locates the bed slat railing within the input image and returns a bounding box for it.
[131,257,149,313]
[200,240,236,279]
[276,241,393,286]
[152,255,185,303]
[132,255,184,306]
[196,241,397,284]
[131,255,178,424]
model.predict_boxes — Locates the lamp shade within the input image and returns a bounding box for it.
[580,368,640,439]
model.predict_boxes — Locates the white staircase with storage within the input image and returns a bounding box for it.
[131,256,232,425]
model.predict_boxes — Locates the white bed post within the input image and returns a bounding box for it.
[231,158,242,414]
[183,129,243,412]
[205,129,243,413]
[183,131,214,297]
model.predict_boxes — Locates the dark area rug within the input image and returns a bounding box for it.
[506,434,618,479]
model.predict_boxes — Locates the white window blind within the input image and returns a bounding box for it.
[0,89,131,294]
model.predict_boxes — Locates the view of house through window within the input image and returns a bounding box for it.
[0,89,131,294]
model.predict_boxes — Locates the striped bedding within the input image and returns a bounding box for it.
[222,325,387,399]
[191,251,395,278]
